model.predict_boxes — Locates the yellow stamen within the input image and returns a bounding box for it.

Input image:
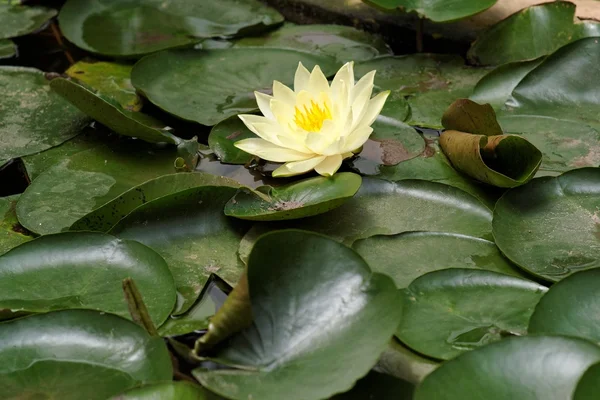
[294,100,332,132]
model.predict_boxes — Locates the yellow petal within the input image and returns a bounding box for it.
[315,154,343,176]
[272,156,326,177]
[234,138,312,162]
[254,91,274,120]
[294,62,311,93]
[308,65,330,96]
[273,81,296,107]
[343,126,373,152]
[359,90,390,128]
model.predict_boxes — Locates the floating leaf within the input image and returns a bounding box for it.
[0,38,15,58]
[110,185,249,314]
[194,230,401,400]
[468,2,600,65]
[354,232,526,288]
[376,339,440,384]
[493,168,600,282]
[0,232,176,325]
[194,151,277,189]
[0,194,31,256]
[224,173,362,221]
[0,67,90,165]
[574,362,600,400]
[208,116,256,165]
[131,48,339,126]
[58,0,283,57]
[414,336,600,400]
[398,269,546,360]
[0,2,56,39]
[112,382,219,400]
[362,0,497,22]
[0,310,172,400]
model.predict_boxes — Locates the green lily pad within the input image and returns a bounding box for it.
[415,336,600,400]
[376,339,440,384]
[112,382,218,400]
[398,269,547,360]
[354,232,527,288]
[0,194,31,256]
[0,232,176,325]
[529,268,600,344]
[363,0,497,22]
[71,172,239,233]
[66,61,141,111]
[16,140,178,235]
[50,78,179,145]
[574,362,600,400]
[0,309,172,400]
[233,23,391,63]
[355,55,489,128]
[0,2,56,39]
[0,38,15,58]
[0,66,90,165]
[193,230,401,400]
[507,37,600,130]
[109,185,250,314]
[224,172,362,221]
[58,0,283,57]
[208,115,256,165]
[470,58,544,110]
[468,2,600,66]
[131,48,339,126]
[194,151,277,189]
[332,371,413,400]
[493,168,600,282]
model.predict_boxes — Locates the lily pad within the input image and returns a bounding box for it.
[71,172,239,232]
[529,268,600,344]
[233,23,391,63]
[109,185,250,314]
[208,115,256,165]
[363,0,497,22]
[131,48,339,126]
[398,269,547,360]
[493,168,600,282]
[414,336,600,400]
[16,140,178,235]
[0,38,15,58]
[50,78,179,144]
[0,66,90,165]
[193,230,402,400]
[354,232,526,288]
[0,194,31,256]
[195,151,277,189]
[66,61,141,111]
[468,2,600,65]
[112,382,218,400]
[0,2,56,39]
[58,0,283,57]
[224,172,362,221]
[0,232,176,325]
[574,362,600,400]
[0,309,172,400]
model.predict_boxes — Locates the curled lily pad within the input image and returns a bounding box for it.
[397,269,547,360]
[58,0,283,57]
[131,48,339,126]
[493,168,600,282]
[0,2,56,39]
[224,172,362,221]
[50,78,179,144]
[0,310,172,400]
[0,232,176,325]
[363,0,497,22]
[194,230,402,400]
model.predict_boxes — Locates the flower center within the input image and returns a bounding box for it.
[294,100,332,132]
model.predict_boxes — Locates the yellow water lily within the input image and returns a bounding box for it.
[235,62,390,177]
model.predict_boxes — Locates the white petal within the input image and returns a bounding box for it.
[294,62,311,93]
[315,154,343,176]
[350,70,376,105]
[305,119,337,153]
[331,62,354,102]
[270,98,295,127]
[272,156,327,177]
[238,115,279,143]
[308,65,330,96]
[343,126,373,152]
[273,81,296,107]
[276,134,311,154]
[351,84,373,128]
[234,138,312,162]
[359,90,390,128]
[254,91,275,120]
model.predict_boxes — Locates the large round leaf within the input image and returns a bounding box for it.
[58,0,283,57]
[0,232,176,325]
[363,0,497,22]
[0,2,56,39]
[131,48,339,126]
[529,268,600,344]
[398,269,547,360]
[0,309,172,400]
[493,168,600,281]
[0,194,31,256]
[16,140,178,235]
[0,67,90,165]
[574,362,600,400]
[110,185,249,314]
[194,230,401,400]
[224,172,362,221]
[414,336,600,400]
[468,2,600,65]
[354,232,526,288]
[113,382,218,400]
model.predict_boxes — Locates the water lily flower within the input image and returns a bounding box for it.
[235,62,390,177]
